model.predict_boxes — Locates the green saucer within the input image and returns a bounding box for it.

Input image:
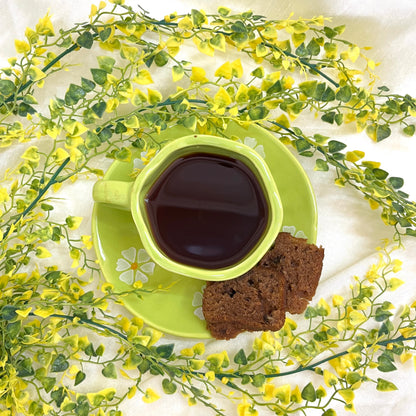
[91,122,317,338]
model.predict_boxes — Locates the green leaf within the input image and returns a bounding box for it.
[335,113,344,125]
[321,111,335,124]
[346,372,361,385]
[321,86,336,102]
[248,106,268,120]
[377,354,397,372]
[17,102,36,116]
[75,371,86,386]
[315,159,329,171]
[90,68,107,85]
[85,131,101,149]
[373,168,389,180]
[102,363,117,379]
[182,115,197,131]
[328,140,347,153]
[51,354,69,372]
[336,85,352,103]
[76,32,94,49]
[51,387,66,407]
[324,26,337,39]
[295,43,308,57]
[17,357,34,377]
[306,38,321,55]
[41,376,56,393]
[84,343,96,356]
[1,305,18,320]
[378,319,394,336]
[156,343,174,359]
[6,321,21,338]
[301,382,317,401]
[233,349,248,365]
[191,9,206,27]
[81,77,95,92]
[210,33,226,52]
[267,80,282,94]
[313,134,329,144]
[295,138,311,153]
[388,176,404,189]
[231,21,247,33]
[115,147,131,162]
[376,124,391,141]
[0,79,16,96]
[304,306,318,318]
[162,378,177,394]
[406,228,416,237]
[403,124,415,136]
[299,80,318,97]
[91,101,106,118]
[251,67,264,78]
[252,374,266,387]
[99,27,112,42]
[378,85,390,92]
[375,307,393,322]
[74,401,90,416]
[322,409,337,416]
[65,84,86,105]
[376,378,398,392]
[115,122,127,134]
[23,94,38,105]
[218,6,231,17]
[154,50,169,67]
[97,55,116,73]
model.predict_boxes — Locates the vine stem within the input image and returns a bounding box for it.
[2,157,70,239]
[23,311,416,382]
[4,44,79,106]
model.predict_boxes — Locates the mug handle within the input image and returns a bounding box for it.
[92,180,134,211]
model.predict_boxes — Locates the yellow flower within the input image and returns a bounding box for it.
[275,384,291,404]
[81,235,93,250]
[190,66,208,83]
[332,294,344,307]
[213,87,232,108]
[36,246,52,258]
[205,371,215,381]
[262,383,277,401]
[215,61,233,79]
[66,216,83,230]
[323,369,338,387]
[238,397,258,416]
[142,388,160,403]
[15,39,30,54]
[36,13,55,36]
[339,388,355,404]
[388,277,404,291]
[133,69,153,85]
[0,187,10,203]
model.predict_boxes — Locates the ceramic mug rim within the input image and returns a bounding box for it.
[128,134,283,281]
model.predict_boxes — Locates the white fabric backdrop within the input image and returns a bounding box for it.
[1,0,416,415]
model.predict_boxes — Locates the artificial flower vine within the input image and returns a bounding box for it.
[1,2,416,415]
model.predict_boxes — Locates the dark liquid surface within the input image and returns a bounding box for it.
[145,153,269,269]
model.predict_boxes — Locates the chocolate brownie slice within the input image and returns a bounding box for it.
[202,232,324,339]
[202,266,286,340]
[260,232,324,314]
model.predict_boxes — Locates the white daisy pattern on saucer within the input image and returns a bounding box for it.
[238,136,266,159]
[192,285,206,320]
[282,225,308,239]
[116,247,155,285]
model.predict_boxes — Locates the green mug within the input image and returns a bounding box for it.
[92,134,283,281]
